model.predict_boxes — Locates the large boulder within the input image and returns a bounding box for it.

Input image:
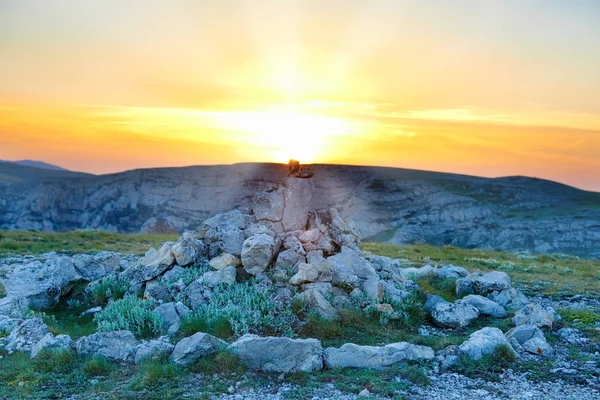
[5,318,50,353]
[472,272,512,295]
[202,210,250,257]
[228,334,323,373]
[512,303,560,329]
[121,243,176,284]
[135,336,175,364]
[252,187,285,223]
[171,238,206,266]
[30,333,74,359]
[424,294,448,313]
[294,289,338,320]
[76,331,140,363]
[458,295,507,318]
[434,265,469,280]
[327,247,378,289]
[170,332,227,366]
[324,342,434,369]
[72,252,121,281]
[241,234,280,275]
[4,256,81,310]
[282,179,313,232]
[506,324,553,357]
[431,302,479,329]
[459,327,515,360]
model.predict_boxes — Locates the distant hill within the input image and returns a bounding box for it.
[0,162,599,258]
[0,161,92,184]
[10,160,69,171]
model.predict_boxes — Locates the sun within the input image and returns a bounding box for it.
[217,110,350,163]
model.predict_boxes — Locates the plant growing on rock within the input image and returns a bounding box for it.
[94,296,163,339]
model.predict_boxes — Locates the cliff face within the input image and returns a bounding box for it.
[1,162,599,258]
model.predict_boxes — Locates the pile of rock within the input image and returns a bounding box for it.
[0,174,566,377]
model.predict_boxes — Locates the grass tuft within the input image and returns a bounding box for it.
[94,296,162,339]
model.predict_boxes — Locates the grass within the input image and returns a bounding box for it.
[452,344,517,381]
[558,308,600,325]
[0,230,178,257]
[363,243,600,296]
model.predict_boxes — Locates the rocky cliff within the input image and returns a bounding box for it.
[1,162,599,258]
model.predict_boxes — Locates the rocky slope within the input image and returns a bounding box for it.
[1,162,599,257]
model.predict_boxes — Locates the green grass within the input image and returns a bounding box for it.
[130,355,184,390]
[0,230,178,257]
[363,243,600,296]
[558,309,600,325]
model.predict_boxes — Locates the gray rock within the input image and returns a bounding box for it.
[306,250,324,264]
[455,277,475,297]
[282,179,313,232]
[424,294,449,313]
[488,288,529,310]
[311,208,361,250]
[0,315,21,335]
[197,266,236,288]
[298,229,322,252]
[143,280,172,303]
[472,271,512,295]
[209,253,241,270]
[431,302,479,329]
[361,278,384,301]
[76,331,140,363]
[153,301,190,329]
[0,296,28,318]
[283,235,306,255]
[5,318,50,353]
[459,327,515,360]
[327,246,378,289]
[289,261,332,285]
[73,252,121,281]
[228,334,323,373]
[241,234,280,275]
[381,280,411,304]
[4,256,81,310]
[506,324,553,356]
[458,295,507,318]
[294,289,338,320]
[80,306,102,317]
[186,279,212,310]
[434,265,469,279]
[253,187,285,222]
[324,342,434,369]
[135,336,175,364]
[170,332,227,366]
[275,249,305,269]
[122,243,175,284]
[513,303,560,329]
[300,282,333,298]
[30,333,74,359]
[171,238,206,266]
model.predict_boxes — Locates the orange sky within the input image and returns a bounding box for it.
[1,1,599,191]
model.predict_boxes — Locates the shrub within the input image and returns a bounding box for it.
[300,313,343,340]
[131,355,183,389]
[179,314,233,339]
[86,275,129,306]
[32,349,76,373]
[83,356,113,376]
[184,281,296,337]
[94,296,162,339]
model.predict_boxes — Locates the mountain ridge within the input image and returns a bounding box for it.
[0,162,598,258]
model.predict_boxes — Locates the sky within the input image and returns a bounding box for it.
[0,0,599,191]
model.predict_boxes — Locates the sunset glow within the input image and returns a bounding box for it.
[1,1,600,190]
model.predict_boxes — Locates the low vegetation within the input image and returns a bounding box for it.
[0,230,178,256]
[94,296,163,339]
[363,243,600,296]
